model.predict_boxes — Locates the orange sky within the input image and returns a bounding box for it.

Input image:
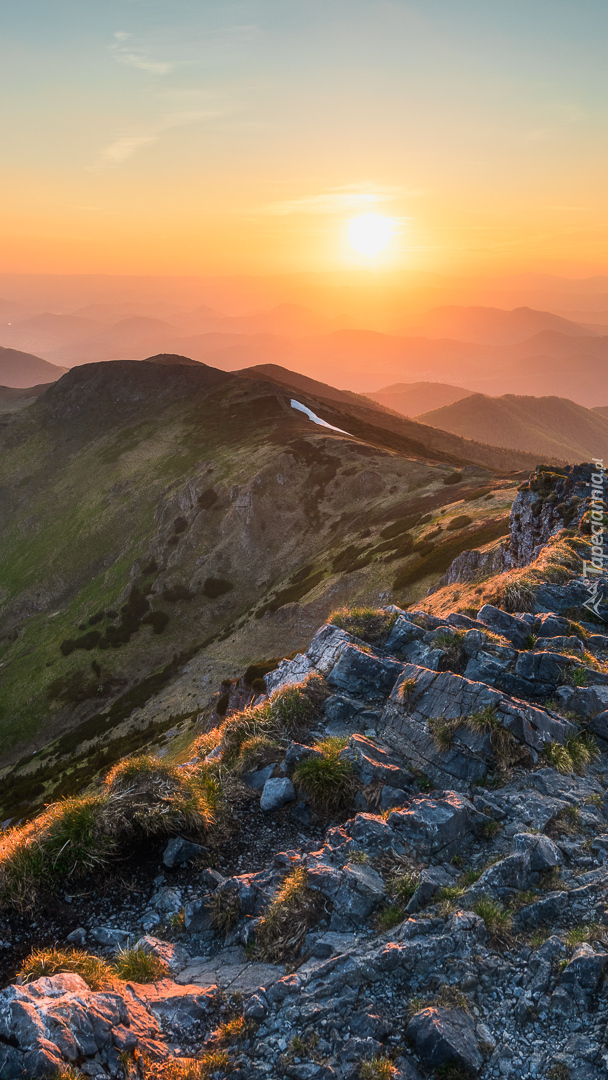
[2,1,607,278]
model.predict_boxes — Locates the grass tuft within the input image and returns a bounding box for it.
[359,1057,398,1080]
[293,737,356,815]
[18,947,115,990]
[543,733,598,775]
[256,867,322,962]
[474,898,512,938]
[329,607,397,645]
[113,946,168,983]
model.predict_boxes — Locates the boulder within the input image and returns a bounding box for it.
[339,734,413,788]
[327,645,404,699]
[513,891,568,931]
[477,605,530,646]
[260,777,296,812]
[134,936,189,976]
[330,863,386,926]
[162,836,204,868]
[560,943,608,993]
[513,832,562,871]
[386,791,486,858]
[241,764,277,790]
[406,1006,483,1073]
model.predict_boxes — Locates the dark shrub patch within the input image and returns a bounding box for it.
[380,515,419,540]
[75,631,102,651]
[447,515,473,531]
[216,692,230,716]
[166,535,180,546]
[393,518,510,590]
[198,488,219,509]
[88,612,105,626]
[142,560,158,575]
[331,545,373,573]
[244,660,281,685]
[251,677,267,693]
[203,577,234,599]
[162,584,195,602]
[443,471,463,485]
[60,639,76,656]
[173,516,188,534]
[142,611,170,634]
[107,610,118,619]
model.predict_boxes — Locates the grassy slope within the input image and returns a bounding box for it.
[0,360,523,821]
[416,393,608,463]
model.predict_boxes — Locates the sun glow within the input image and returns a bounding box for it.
[347,214,396,258]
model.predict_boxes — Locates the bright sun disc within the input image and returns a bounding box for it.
[347,213,395,257]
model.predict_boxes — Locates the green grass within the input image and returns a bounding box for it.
[474,898,512,937]
[0,756,220,911]
[292,737,357,814]
[113,946,168,982]
[543,734,598,775]
[329,606,398,644]
[18,947,115,990]
[255,867,321,961]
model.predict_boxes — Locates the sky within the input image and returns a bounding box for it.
[1,0,607,277]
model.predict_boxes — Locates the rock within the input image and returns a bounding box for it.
[162,836,204,868]
[199,867,225,890]
[339,734,413,789]
[66,928,87,945]
[244,992,268,1019]
[330,862,386,926]
[515,650,574,685]
[560,943,608,992]
[89,926,134,948]
[590,711,608,739]
[284,742,323,772]
[386,791,486,858]
[477,605,530,646]
[241,764,277,790]
[513,891,568,931]
[260,777,296,812]
[406,1006,483,1073]
[513,832,562,871]
[379,784,409,811]
[327,644,404,699]
[385,615,425,653]
[405,866,454,913]
[563,685,608,718]
[291,800,313,825]
[134,936,189,976]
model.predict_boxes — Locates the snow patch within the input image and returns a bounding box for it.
[290,398,351,435]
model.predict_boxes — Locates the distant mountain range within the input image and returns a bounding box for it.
[0,346,66,388]
[3,299,608,407]
[416,393,608,463]
[366,381,473,416]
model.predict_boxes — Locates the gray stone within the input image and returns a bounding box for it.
[89,926,133,948]
[134,936,189,976]
[513,832,562,871]
[590,710,608,739]
[284,742,322,772]
[260,777,296,812]
[477,605,530,646]
[560,943,608,992]
[386,791,486,858]
[162,836,204,868]
[241,764,277,790]
[406,1006,483,1073]
[327,644,404,699]
[513,891,568,930]
[339,734,413,789]
[379,785,409,811]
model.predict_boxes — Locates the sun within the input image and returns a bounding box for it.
[347,213,395,257]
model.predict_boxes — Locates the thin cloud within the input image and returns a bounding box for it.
[110,31,173,76]
[263,186,422,216]
[90,108,222,170]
